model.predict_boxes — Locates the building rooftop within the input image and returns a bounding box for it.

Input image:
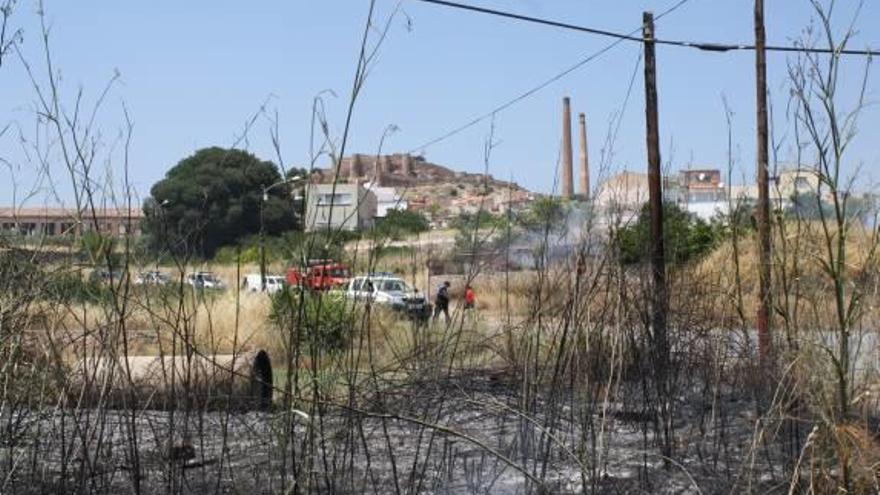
[0,206,144,219]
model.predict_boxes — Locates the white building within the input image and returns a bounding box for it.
[304,183,377,232]
[594,166,827,225]
[679,169,727,221]
[593,171,681,224]
[366,184,408,218]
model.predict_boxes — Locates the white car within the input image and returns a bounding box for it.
[345,274,431,320]
[242,274,285,293]
[186,271,225,290]
[134,270,170,286]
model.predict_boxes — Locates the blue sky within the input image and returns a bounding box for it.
[1,0,878,206]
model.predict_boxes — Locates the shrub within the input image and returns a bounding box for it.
[374,245,414,259]
[373,209,429,240]
[79,231,119,266]
[616,202,722,266]
[45,271,107,303]
[269,290,354,354]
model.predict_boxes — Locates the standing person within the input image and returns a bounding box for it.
[433,280,451,325]
[464,284,475,310]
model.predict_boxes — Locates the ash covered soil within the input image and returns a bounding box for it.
[2,372,784,494]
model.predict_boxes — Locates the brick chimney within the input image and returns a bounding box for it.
[578,113,590,199]
[561,97,574,199]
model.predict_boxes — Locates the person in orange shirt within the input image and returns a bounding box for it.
[464,284,475,310]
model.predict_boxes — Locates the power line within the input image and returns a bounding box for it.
[408,0,693,153]
[415,0,880,57]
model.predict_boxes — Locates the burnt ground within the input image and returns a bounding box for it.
[1,372,788,494]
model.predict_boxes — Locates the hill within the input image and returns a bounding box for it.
[313,153,537,219]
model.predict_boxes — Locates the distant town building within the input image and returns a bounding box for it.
[0,206,143,237]
[725,167,823,208]
[729,184,758,203]
[771,168,822,205]
[593,171,680,223]
[679,168,728,220]
[594,171,649,214]
[681,169,724,202]
[595,166,828,223]
[304,183,377,232]
[366,184,408,218]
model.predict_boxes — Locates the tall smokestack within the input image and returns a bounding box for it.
[578,113,590,199]
[561,97,574,199]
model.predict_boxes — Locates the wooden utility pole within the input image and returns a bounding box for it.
[643,10,671,461]
[755,0,772,362]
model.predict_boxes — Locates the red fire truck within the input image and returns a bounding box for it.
[286,259,351,290]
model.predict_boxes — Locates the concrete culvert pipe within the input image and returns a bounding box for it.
[71,350,273,411]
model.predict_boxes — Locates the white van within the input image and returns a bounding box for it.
[242,274,285,293]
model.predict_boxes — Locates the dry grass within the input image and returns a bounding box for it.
[698,221,879,289]
[692,221,880,328]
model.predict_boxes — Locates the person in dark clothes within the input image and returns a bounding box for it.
[433,280,451,324]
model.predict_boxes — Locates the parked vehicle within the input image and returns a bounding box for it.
[186,271,224,290]
[134,270,170,286]
[286,259,351,291]
[265,275,286,293]
[90,269,127,285]
[345,273,431,321]
[241,274,285,293]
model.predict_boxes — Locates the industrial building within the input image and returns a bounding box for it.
[0,206,143,237]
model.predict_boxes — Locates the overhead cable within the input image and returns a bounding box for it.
[407,0,695,153]
[415,0,880,56]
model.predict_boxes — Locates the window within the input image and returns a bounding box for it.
[794,176,811,191]
[379,280,407,292]
[317,193,353,206]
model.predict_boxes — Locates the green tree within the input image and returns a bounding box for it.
[142,147,297,257]
[616,202,721,266]
[451,210,505,232]
[374,209,429,239]
[786,191,876,224]
[79,231,117,266]
[285,166,309,182]
[519,196,567,234]
[785,191,829,220]
[452,210,510,256]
